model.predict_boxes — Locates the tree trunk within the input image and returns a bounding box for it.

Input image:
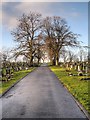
[56,52,59,66]
[50,59,53,65]
[53,56,56,66]
[30,57,33,66]
[37,58,40,65]
[56,55,59,66]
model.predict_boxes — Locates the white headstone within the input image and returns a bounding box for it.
[74,64,77,70]
[85,66,88,73]
[70,65,73,69]
[67,64,68,68]
[78,65,81,71]
[83,63,85,71]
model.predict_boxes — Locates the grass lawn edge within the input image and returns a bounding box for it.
[0,67,37,98]
[49,67,90,120]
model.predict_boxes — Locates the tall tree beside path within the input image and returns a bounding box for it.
[11,12,43,66]
[43,16,80,65]
[11,12,81,66]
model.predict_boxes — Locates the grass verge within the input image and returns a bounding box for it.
[50,66,90,114]
[0,67,35,94]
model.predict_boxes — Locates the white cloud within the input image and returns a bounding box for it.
[16,2,55,17]
[1,2,82,31]
[2,9,18,30]
[1,2,62,30]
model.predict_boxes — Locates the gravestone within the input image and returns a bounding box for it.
[77,63,84,76]
[25,67,28,70]
[84,62,89,75]
[74,63,77,70]
[83,62,85,71]
[78,65,81,72]
[70,64,73,69]
[66,63,69,68]
[85,66,88,74]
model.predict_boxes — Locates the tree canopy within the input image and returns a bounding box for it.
[11,11,80,66]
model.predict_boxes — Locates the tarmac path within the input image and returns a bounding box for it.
[1,65,87,118]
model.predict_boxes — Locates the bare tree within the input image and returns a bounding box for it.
[42,17,53,64]
[11,12,80,66]
[67,50,75,63]
[60,47,68,63]
[11,12,43,66]
[79,46,88,62]
[33,34,44,64]
[43,16,80,65]
[1,48,12,67]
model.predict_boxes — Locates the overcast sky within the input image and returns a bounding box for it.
[0,1,88,51]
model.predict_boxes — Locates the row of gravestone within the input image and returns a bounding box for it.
[0,62,30,82]
[64,61,89,76]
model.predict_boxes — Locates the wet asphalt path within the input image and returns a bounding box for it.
[1,65,87,118]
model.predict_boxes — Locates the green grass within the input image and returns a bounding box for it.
[50,66,90,114]
[0,67,35,94]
